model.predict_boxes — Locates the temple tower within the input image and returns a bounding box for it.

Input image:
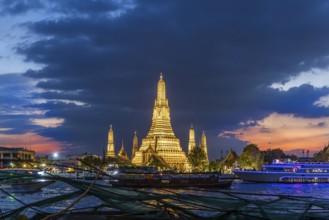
[200,131,209,163]
[147,73,175,137]
[106,125,115,158]
[188,124,196,153]
[118,140,129,161]
[131,131,138,159]
[132,73,188,170]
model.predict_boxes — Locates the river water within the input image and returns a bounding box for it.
[231,180,329,198]
[0,181,103,217]
[1,180,329,217]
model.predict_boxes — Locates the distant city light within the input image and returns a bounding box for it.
[53,152,59,158]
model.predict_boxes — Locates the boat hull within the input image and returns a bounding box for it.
[112,179,232,188]
[111,173,233,188]
[233,170,329,183]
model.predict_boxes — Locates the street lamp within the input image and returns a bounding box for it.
[53,152,59,160]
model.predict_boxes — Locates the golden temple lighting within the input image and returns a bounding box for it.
[131,73,189,170]
[188,124,196,153]
[106,125,115,157]
[106,73,209,171]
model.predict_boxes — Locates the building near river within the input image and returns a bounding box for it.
[0,146,36,167]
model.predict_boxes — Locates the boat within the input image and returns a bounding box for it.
[233,163,329,183]
[0,169,56,193]
[110,167,233,188]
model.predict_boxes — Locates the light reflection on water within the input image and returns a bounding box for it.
[230,180,329,198]
[2,180,329,216]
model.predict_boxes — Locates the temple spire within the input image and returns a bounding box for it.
[157,72,166,100]
[200,131,209,163]
[147,72,175,137]
[118,139,129,161]
[106,125,115,157]
[131,131,139,159]
[188,124,196,153]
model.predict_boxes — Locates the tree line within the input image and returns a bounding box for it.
[217,143,329,172]
[189,142,329,172]
[76,143,329,172]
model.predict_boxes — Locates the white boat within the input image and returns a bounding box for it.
[233,163,329,183]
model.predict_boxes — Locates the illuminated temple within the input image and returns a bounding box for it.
[131,73,189,170]
[106,73,209,170]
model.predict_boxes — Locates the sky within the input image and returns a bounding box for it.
[1,0,329,160]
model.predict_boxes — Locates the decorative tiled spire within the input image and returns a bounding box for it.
[188,124,196,153]
[201,131,209,163]
[131,131,138,159]
[148,73,175,137]
[118,139,129,161]
[106,125,115,157]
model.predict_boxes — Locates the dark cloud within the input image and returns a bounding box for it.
[0,74,43,135]
[0,0,43,15]
[0,0,121,16]
[317,122,326,127]
[7,0,329,159]
[269,85,329,118]
[52,0,120,16]
[0,74,33,108]
[307,121,327,128]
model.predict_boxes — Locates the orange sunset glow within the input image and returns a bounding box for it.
[0,132,64,154]
[220,113,329,153]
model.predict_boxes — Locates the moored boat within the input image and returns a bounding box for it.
[233,163,329,183]
[110,172,233,188]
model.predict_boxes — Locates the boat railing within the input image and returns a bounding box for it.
[279,176,329,183]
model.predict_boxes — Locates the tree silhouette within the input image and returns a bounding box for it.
[238,144,263,170]
[187,146,207,172]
